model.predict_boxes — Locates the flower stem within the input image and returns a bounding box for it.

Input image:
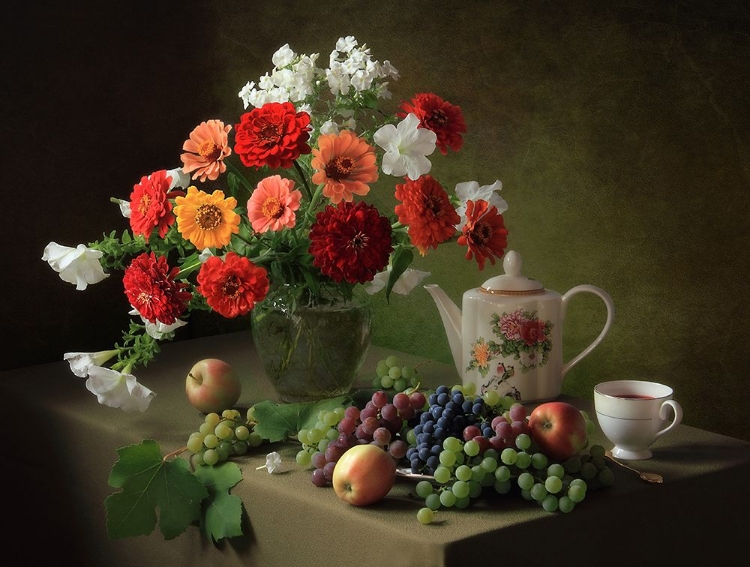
[293,160,313,201]
[225,160,255,192]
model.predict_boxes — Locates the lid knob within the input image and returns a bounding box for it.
[503,250,522,277]
[480,250,545,294]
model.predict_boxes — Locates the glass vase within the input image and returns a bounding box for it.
[251,289,372,403]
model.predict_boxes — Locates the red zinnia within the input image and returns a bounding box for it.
[308,201,393,285]
[398,93,467,155]
[197,252,270,318]
[457,200,509,270]
[234,101,312,169]
[122,252,191,324]
[394,175,460,255]
[129,170,175,239]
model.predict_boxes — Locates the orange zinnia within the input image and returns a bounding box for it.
[180,119,232,182]
[174,186,240,250]
[311,130,378,204]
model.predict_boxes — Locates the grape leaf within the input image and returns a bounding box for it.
[105,440,209,540]
[194,462,244,544]
[252,396,348,442]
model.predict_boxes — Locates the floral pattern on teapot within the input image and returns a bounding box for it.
[468,308,554,399]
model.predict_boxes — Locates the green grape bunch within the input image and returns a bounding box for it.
[186,409,263,466]
[372,355,422,392]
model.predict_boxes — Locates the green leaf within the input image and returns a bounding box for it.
[105,440,209,540]
[252,397,348,442]
[194,462,244,544]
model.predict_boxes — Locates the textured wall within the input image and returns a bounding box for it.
[6,1,749,441]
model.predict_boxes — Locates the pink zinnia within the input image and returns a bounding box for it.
[247,175,302,233]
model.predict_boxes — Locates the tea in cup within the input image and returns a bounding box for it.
[594,380,682,460]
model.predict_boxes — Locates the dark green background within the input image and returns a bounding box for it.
[5,1,749,441]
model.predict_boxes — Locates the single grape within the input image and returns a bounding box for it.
[508,403,526,422]
[439,450,457,467]
[547,463,565,478]
[204,412,221,427]
[515,451,532,469]
[542,494,559,512]
[311,468,327,487]
[434,466,452,484]
[203,449,219,466]
[416,480,434,498]
[530,482,548,502]
[568,484,586,503]
[464,439,480,457]
[439,489,457,507]
[215,422,233,440]
[452,480,471,499]
[517,472,535,491]
[501,448,518,465]
[545,476,563,493]
[598,467,615,486]
[385,355,400,367]
[495,466,511,482]
[233,440,249,456]
[417,507,435,525]
[389,440,408,459]
[425,492,442,511]
[247,432,262,447]
[515,433,532,451]
[455,465,473,482]
[235,425,250,440]
[531,452,548,470]
[187,435,204,453]
[558,495,575,513]
[203,434,219,449]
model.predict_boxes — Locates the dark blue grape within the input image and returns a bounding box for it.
[437,416,450,429]
[433,427,446,440]
[436,385,450,395]
[428,394,438,405]
[437,392,450,406]
[426,455,440,471]
[419,447,431,461]
[431,406,443,419]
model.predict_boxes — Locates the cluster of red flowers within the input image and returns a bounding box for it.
[122,89,508,328]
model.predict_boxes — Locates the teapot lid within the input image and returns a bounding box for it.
[480,250,545,294]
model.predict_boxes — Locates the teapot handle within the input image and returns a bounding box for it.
[561,285,615,378]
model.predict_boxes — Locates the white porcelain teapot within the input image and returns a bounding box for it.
[425,250,615,402]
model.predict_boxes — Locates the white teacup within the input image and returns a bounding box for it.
[594,380,683,460]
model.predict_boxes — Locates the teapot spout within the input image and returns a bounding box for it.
[424,284,463,379]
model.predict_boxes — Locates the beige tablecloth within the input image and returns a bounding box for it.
[3,331,748,566]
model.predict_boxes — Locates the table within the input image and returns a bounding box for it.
[3,331,748,567]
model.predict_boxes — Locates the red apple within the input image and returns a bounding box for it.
[185,358,241,413]
[332,444,396,506]
[527,401,588,461]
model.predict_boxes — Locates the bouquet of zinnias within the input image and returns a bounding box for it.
[42,36,510,412]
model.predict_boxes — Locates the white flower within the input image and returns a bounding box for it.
[166,167,190,190]
[42,242,109,290]
[198,248,215,263]
[64,350,119,377]
[373,113,437,180]
[454,180,508,229]
[319,120,339,135]
[336,36,358,53]
[238,81,256,109]
[257,451,282,473]
[115,198,131,218]
[365,268,432,296]
[272,43,296,67]
[129,309,187,340]
[85,366,155,412]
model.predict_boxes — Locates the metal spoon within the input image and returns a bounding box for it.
[605,450,664,484]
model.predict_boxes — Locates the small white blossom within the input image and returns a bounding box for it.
[129,309,187,340]
[42,242,109,290]
[85,366,155,412]
[166,167,190,190]
[373,113,437,180]
[319,120,339,135]
[64,350,120,377]
[336,36,358,53]
[272,43,296,67]
[257,451,282,473]
[115,198,131,218]
[198,248,215,263]
[365,268,432,296]
[454,180,508,229]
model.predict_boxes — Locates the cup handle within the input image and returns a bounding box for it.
[654,400,683,438]
[561,285,616,378]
